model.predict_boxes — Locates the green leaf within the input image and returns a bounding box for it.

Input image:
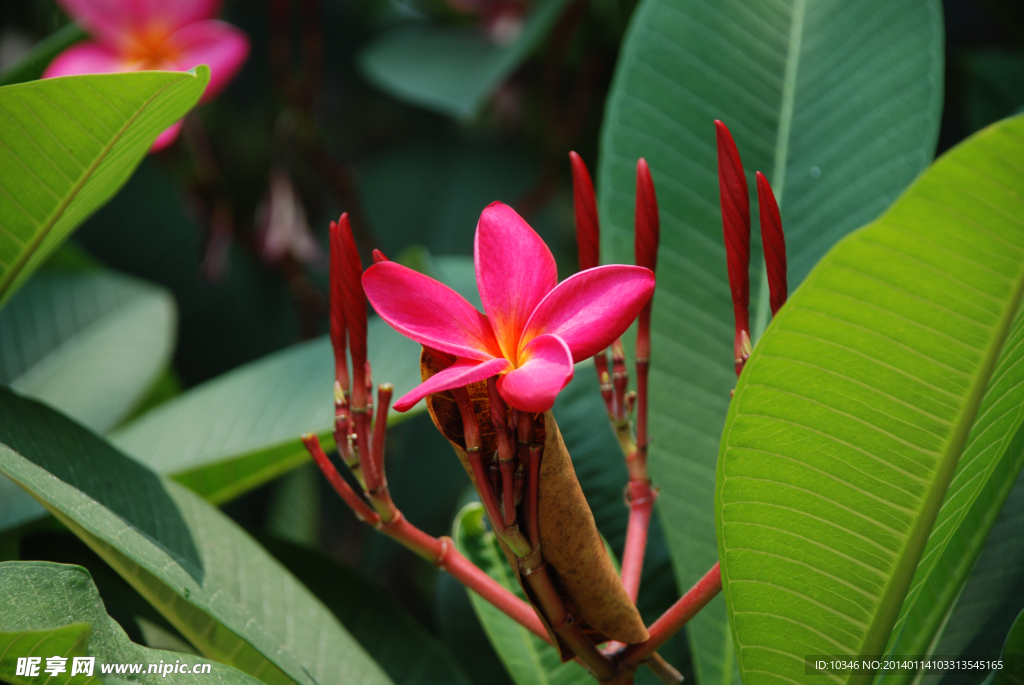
[882,309,1024,665]
[0,387,394,685]
[0,24,89,87]
[0,68,210,308]
[716,114,1024,685]
[0,561,263,684]
[108,255,480,505]
[598,0,944,680]
[924,466,1024,669]
[109,318,420,504]
[452,502,591,685]
[358,0,570,119]
[0,269,176,434]
[0,269,176,536]
[263,538,474,685]
[0,623,92,685]
[994,609,1024,685]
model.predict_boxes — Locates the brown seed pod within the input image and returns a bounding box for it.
[421,350,648,657]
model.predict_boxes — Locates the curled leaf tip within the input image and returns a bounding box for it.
[756,171,787,317]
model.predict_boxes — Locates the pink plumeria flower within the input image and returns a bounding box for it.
[44,0,250,151]
[363,202,655,413]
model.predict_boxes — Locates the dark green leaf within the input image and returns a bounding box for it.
[263,538,474,685]
[926,465,1024,678]
[0,68,210,307]
[358,0,570,119]
[960,49,1024,134]
[993,609,1024,685]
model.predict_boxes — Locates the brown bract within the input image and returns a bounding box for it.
[421,351,649,657]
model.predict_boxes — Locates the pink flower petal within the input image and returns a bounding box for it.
[150,120,184,152]
[393,357,512,412]
[169,20,249,101]
[474,202,557,362]
[522,265,655,363]
[43,42,124,78]
[57,0,220,48]
[363,261,503,362]
[149,0,222,32]
[496,334,574,412]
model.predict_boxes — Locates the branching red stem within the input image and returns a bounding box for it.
[621,562,722,667]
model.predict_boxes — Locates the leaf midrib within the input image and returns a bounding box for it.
[751,0,807,343]
[0,73,191,302]
[846,241,1024,684]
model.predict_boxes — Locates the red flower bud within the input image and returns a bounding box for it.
[570,151,600,271]
[715,120,751,375]
[634,158,659,362]
[634,158,659,273]
[372,249,389,264]
[755,172,787,317]
[333,214,368,407]
[328,218,350,394]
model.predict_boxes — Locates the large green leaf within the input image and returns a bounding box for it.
[0,269,176,434]
[108,318,420,503]
[0,387,393,685]
[926,467,1024,681]
[0,68,209,308]
[452,502,591,685]
[716,115,1024,685]
[108,255,481,505]
[0,268,176,535]
[0,561,263,685]
[358,0,570,119]
[598,0,943,680]
[883,310,1024,665]
[263,538,474,685]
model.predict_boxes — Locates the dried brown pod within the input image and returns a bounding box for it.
[421,350,648,656]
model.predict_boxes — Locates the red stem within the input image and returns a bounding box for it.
[303,434,379,524]
[621,562,722,667]
[620,481,655,603]
[441,542,548,641]
[305,425,549,645]
[371,384,392,482]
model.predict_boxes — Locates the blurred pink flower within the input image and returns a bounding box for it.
[44,0,249,151]
[363,202,655,413]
